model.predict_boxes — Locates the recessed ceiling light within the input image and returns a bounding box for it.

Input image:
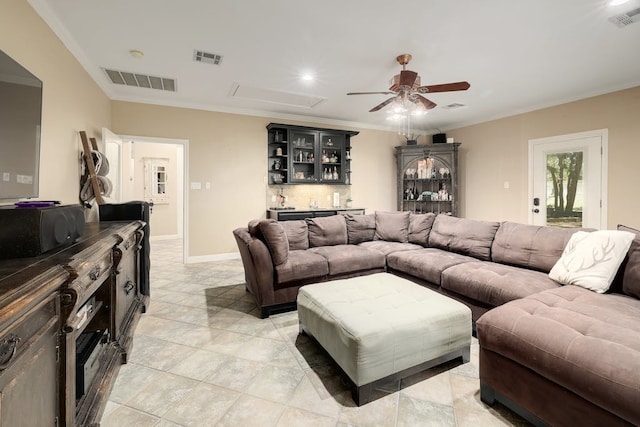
[129,49,144,59]
[301,73,315,82]
[609,0,630,6]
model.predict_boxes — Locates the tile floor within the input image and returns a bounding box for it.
[100,239,530,427]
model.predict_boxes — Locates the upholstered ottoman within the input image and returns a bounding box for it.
[297,273,472,405]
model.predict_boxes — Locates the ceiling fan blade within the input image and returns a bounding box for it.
[417,81,470,93]
[369,97,396,112]
[398,70,418,89]
[347,91,396,95]
[414,94,437,110]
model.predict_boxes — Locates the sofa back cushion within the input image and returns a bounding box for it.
[258,219,289,265]
[492,221,585,273]
[345,213,375,244]
[617,224,640,299]
[306,215,348,247]
[374,211,410,243]
[408,212,436,246]
[247,219,263,239]
[429,215,500,261]
[281,220,309,250]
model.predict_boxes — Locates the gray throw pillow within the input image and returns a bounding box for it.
[345,214,375,244]
[374,211,410,243]
[408,212,436,246]
[281,220,309,250]
[258,219,289,265]
[306,215,348,247]
[617,224,640,299]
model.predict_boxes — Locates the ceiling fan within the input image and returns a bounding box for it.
[347,54,470,113]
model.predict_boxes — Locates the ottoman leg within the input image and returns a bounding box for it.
[480,382,496,406]
[352,383,373,407]
[462,346,471,363]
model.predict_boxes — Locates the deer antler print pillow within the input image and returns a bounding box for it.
[549,230,635,293]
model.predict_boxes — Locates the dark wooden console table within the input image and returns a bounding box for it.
[0,221,147,426]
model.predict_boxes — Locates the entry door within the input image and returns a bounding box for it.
[529,130,607,229]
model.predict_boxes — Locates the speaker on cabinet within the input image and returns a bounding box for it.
[0,204,85,259]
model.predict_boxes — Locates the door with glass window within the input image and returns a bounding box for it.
[529,131,606,229]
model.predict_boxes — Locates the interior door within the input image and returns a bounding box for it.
[529,130,606,229]
[102,128,123,202]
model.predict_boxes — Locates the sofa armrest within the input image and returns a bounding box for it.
[233,228,276,307]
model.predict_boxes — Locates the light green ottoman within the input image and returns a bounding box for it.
[297,273,471,405]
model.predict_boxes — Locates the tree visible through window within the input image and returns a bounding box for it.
[546,152,583,227]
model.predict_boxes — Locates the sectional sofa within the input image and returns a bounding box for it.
[233,211,640,426]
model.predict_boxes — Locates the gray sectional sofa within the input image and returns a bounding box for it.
[233,211,640,426]
[233,211,581,320]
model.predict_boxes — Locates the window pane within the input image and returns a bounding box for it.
[545,151,583,227]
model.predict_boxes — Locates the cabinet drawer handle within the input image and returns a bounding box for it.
[89,265,102,281]
[124,281,135,295]
[0,335,21,370]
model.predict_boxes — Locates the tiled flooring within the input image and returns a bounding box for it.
[101,239,529,427]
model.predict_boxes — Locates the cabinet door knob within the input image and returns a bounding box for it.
[89,265,102,281]
[124,281,135,295]
[0,335,21,370]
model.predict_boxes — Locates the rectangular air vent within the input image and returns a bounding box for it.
[609,7,640,28]
[194,50,223,65]
[103,68,176,92]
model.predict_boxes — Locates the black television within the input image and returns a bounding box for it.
[0,49,42,200]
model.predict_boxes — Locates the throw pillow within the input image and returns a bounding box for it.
[408,212,436,246]
[617,224,640,298]
[548,230,635,293]
[281,220,309,250]
[306,215,348,247]
[374,211,410,243]
[258,219,289,265]
[345,214,375,244]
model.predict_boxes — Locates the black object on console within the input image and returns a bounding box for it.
[0,204,85,259]
[99,202,151,298]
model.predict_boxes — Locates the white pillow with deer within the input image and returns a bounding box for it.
[549,230,635,293]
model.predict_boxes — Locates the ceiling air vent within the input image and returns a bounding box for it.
[609,7,640,28]
[103,68,176,92]
[194,50,223,65]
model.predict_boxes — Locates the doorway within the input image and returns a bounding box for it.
[103,129,189,262]
[528,129,607,229]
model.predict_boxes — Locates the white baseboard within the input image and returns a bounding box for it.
[150,234,182,242]
[186,252,241,264]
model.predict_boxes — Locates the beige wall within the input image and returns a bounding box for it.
[0,0,111,205]
[447,85,640,229]
[111,101,400,256]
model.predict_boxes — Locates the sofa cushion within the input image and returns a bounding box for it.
[374,211,410,243]
[429,215,500,261]
[477,286,640,425]
[306,215,348,247]
[408,212,436,246]
[359,241,423,256]
[274,250,329,285]
[617,224,640,299]
[442,262,561,307]
[345,213,376,244]
[387,248,477,285]
[491,221,584,273]
[549,230,635,294]
[259,219,289,265]
[247,219,263,239]
[308,245,386,276]
[281,220,309,250]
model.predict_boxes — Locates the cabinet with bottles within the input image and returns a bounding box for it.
[267,123,358,185]
[395,143,460,216]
